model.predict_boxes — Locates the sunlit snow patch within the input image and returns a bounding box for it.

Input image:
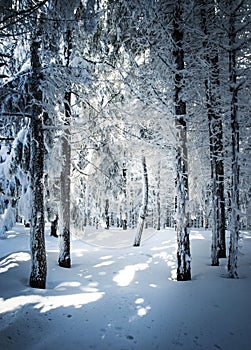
[0,252,30,273]
[137,305,151,317]
[93,260,115,268]
[35,292,104,312]
[55,281,81,290]
[113,263,148,287]
[0,292,104,314]
[135,298,144,304]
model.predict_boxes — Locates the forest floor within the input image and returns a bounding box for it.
[0,224,251,350]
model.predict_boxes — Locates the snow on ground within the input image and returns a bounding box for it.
[0,224,251,350]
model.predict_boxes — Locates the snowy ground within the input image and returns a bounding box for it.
[0,224,251,350]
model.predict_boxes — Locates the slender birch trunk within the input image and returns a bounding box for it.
[173,1,191,281]
[134,155,148,247]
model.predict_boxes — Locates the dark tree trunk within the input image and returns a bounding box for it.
[58,27,72,268]
[201,0,226,265]
[58,90,71,268]
[122,161,127,230]
[228,1,240,278]
[105,199,109,229]
[173,1,191,281]
[29,32,47,289]
[134,155,148,247]
[51,214,58,237]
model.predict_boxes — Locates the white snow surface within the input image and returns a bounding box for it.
[0,224,251,350]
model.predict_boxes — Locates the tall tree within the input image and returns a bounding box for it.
[0,0,48,288]
[172,1,191,281]
[58,88,72,268]
[58,25,72,268]
[227,0,241,278]
[121,160,128,230]
[200,0,226,264]
[29,20,47,289]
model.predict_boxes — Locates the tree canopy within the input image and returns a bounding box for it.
[0,0,250,287]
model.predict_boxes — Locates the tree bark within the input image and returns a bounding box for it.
[200,0,226,265]
[58,90,71,268]
[50,214,58,237]
[228,1,240,278]
[134,155,148,247]
[29,31,47,289]
[105,198,109,229]
[58,27,72,268]
[122,161,127,230]
[173,1,191,281]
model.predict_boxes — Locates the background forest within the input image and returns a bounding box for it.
[0,0,250,289]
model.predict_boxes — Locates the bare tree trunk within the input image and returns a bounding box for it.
[201,0,226,266]
[58,28,72,268]
[58,90,71,268]
[29,29,47,289]
[228,1,240,278]
[173,1,191,281]
[50,214,58,237]
[134,155,148,247]
[105,199,109,229]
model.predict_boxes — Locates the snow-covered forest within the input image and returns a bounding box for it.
[0,0,250,303]
[0,1,250,349]
[0,0,250,286]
